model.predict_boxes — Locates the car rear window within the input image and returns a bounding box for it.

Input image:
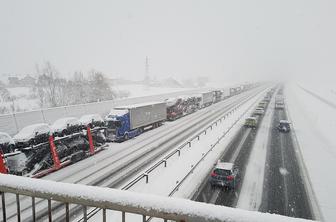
[214,169,231,176]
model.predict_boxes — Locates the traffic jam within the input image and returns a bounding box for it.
[0,84,254,179]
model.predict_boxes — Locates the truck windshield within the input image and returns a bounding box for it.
[106,120,121,129]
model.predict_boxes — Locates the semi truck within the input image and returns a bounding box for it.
[275,95,285,109]
[200,92,213,108]
[105,102,167,142]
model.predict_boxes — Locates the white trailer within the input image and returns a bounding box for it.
[200,92,213,108]
[115,102,167,130]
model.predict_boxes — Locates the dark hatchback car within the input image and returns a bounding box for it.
[209,162,239,190]
[277,120,291,133]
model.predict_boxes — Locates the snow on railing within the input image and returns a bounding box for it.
[0,174,312,222]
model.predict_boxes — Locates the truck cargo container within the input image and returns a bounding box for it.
[200,92,213,108]
[105,102,167,142]
[221,88,231,99]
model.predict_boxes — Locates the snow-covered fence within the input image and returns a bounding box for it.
[0,90,203,136]
[0,174,311,222]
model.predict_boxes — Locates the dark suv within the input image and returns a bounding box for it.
[209,162,238,189]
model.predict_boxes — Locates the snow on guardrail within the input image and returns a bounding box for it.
[0,174,313,222]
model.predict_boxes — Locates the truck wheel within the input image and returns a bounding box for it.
[62,130,68,136]
[124,133,129,141]
[29,139,35,146]
[8,144,15,153]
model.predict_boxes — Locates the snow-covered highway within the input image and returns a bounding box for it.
[1,86,270,222]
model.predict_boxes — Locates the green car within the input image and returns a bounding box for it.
[244,117,258,128]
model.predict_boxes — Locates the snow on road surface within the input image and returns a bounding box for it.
[286,83,336,221]
[237,90,275,210]
[87,87,270,221]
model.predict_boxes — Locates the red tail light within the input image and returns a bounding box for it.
[211,172,217,177]
[226,175,234,181]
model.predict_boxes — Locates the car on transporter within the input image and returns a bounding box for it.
[0,132,16,154]
[79,114,105,129]
[51,117,82,137]
[209,161,239,190]
[13,123,52,149]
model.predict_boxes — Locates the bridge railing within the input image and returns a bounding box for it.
[0,174,311,222]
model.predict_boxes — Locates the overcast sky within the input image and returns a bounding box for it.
[0,0,335,83]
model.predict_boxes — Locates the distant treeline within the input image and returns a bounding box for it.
[34,62,115,108]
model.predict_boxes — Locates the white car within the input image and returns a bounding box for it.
[0,132,15,154]
[79,114,104,128]
[52,117,81,137]
[13,123,51,148]
[254,108,265,115]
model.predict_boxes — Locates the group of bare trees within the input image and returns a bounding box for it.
[34,62,115,108]
[0,81,13,113]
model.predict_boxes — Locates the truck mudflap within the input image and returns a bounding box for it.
[0,153,8,174]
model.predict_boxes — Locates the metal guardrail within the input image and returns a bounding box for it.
[0,174,312,222]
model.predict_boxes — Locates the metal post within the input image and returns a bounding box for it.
[197,135,200,140]
[12,113,19,134]
[145,174,149,183]
[32,197,36,222]
[16,194,20,222]
[65,203,70,222]
[83,205,87,222]
[1,192,6,222]
[188,142,191,147]
[103,209,107,222]
[177,149,181,156]
[41,109,47,123]
[143,215,146,222]
[163,159,167,167]
[122,211,125,222]
[48,199,52,222]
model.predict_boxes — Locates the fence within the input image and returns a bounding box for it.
[0,90,202,136]
[0,174,311,222]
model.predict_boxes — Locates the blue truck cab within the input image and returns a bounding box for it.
[105,109,139,142]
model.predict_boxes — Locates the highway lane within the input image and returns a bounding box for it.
[194,89,314,220]
[193,104,268,206]
[259,100,313,219]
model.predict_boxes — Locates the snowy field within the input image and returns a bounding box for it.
[285,83,336,221]
[2,87,40,112]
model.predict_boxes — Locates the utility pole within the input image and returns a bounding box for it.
[145,56,150,85]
